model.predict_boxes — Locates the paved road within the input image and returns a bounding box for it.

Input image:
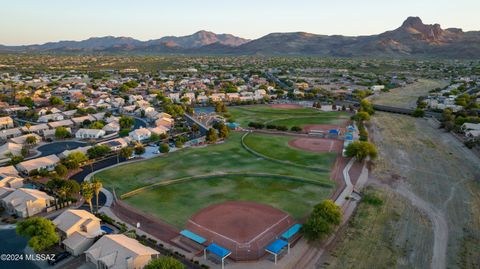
[36,141,87,157]
[70,155,128,207]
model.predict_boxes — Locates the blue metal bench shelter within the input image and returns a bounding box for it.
[180,230,206,244]
[204,243,231,269]
[265,239,289,264]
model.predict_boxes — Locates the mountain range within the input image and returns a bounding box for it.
[1,17,479,58]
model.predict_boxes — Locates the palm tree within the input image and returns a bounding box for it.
[58,185,69,208]
[81,182,94,212]
[91,178,103,212]
[25,123,31,133]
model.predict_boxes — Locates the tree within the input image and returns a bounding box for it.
[90,121,105,129]
[91,178,103,212]
[144,256,185,269]
[55,126,70,139]
[303,200,341,241]
[159,143,170,153]
[64,151,88,169]
[55,164,68,178]
[49,96,64,106]
[119,116,134,129]
[134,144,145,155]
[81,182,94,212]
[215,102,227,113]
[413,108,425,118]
[25,135,38,145]
[87,145,111,159]
[206,128,218,143]
[7,153,24,165]
[218,123,229,139]
[191,123,199,133]
[344,141,378,161]
[353,111,371,122]
[25,122,31,133]
[16,217,60,252]
[175,141,183,148]
[120,147,134,159]
[291,126,302,132]
[359,99,375,115]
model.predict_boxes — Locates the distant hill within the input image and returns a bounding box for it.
[1,17,479,58]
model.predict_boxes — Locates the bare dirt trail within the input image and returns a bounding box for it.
[369,113,480,269]
[393,183,448,269]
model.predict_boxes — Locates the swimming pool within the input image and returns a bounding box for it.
[23,183,38,189]
[101,225,114,234]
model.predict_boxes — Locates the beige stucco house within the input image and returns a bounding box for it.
[85,234,159,269]
[1,188,54,217]
[53,209,103,256]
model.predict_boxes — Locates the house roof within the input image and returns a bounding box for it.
[2,188,54,205]
[85,234,159,266]
[16,154,60,172]
[53,209,101,235]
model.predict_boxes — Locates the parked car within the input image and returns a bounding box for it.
[48,251,70,265]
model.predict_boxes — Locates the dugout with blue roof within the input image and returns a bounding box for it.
[180,230,206,244]
[328,129,340,135]
[265,239,289,264]
[226,122,240,129]
[204,243,231,269]
[281,223,302,240]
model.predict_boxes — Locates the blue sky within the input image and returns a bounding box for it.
[1,0,479,45]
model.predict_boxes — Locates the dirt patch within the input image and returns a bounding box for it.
[288,137,343,153]
[269,103,303,109]
[111,200,180,242]
[186,201,296,261]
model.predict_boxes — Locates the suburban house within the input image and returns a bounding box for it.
[0,128,22,141]
[85,234,160,269]
[38,113,65,123]
[0,116,14,129]
[149,126,169,136]
[10,133,42,145]
[0,186,14,199]
[43,127,72,139]
[0,142,23,160]
[129,127,151,142]
[16,154,60,175]
[76,129,106,139]
[102,121,120,133]
[155,117,174,128]
[47,119,75,129]
[53,209,103,256]
[0,174,24,189]
[58,146,92,159]
[0,165,20,176]
[21,123,50,134]
[1,188,54,217]
[98,138,129,151]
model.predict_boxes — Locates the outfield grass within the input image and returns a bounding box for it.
[267,116,348,129]
[125,175,330,227]
[229,105,348,127]
[243,132,336,169]
[98,132,333,196]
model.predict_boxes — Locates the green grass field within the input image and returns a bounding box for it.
[98,107,348,228]
[98,132,333,196]
[229,105,349,128]
[243,132,336,169]
[126,175,331,227]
